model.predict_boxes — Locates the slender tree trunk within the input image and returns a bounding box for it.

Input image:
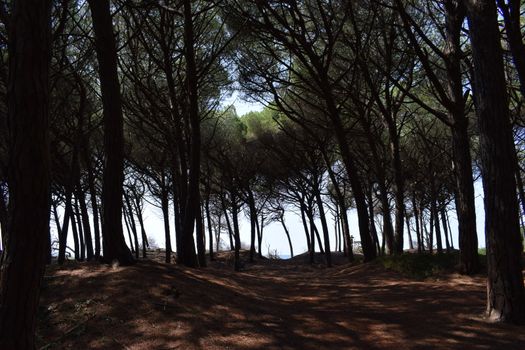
[231,195,241,271]
[0,0,52,346]
[70,199,80,260]
[134,197,148,259]
[378,181,395,254]
[179,0,200,268]
[52,201,62,253]
[367,185,381,255]
[123,207,135,254]
[205,194,214,261]
[452,123,479,272]
[124,194,139,260]
[85,153,101,259]
[0,186,7,251]
[196,198,207,267]
[74,197,86,261]
[77,184,94,260]
[445,209,455,249]
[497,0,525,96]
[279,213,294,258]
[327,95,376,261]
[299,201,312,259]
[88,0,134,265]
[221,195,235,250]
[406,214,414,250]
[465,0,525,323]
[441,205,451,253]
[430,180,443,253]
[315,190,332,267]
[412,195,422,253]
[390,133,405,254]
[433,198,443,254]
[515,160,525,218]
[248,189,257,262]
[443,0,480,273]
[257,214,264,258]
[171,162,184,262]
[161,185,172,264]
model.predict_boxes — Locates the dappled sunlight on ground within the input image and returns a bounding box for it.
[37,254,524,349]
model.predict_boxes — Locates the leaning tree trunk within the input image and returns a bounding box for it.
[0,0,52,347]
[88,0,134,265]
[465,0,525,323]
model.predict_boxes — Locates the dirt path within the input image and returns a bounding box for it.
[37,257,524,349]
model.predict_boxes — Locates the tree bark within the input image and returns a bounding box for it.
[465,0,525,323]
[179,0,199,267]
[88,0,134,265]
[315,190,332,267]
[161,183,172,263]
[0,0,52,346]
[124,193,140,260]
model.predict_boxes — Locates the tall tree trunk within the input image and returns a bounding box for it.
[70,199,80,260]
[205,194,214,261]
[0,186,7,251]
[451,123,479,272]
[124,194,139,260]
[441,204,451,253]
[77,184,94,260]
[257,214,264,258]
[179,0,199,268]
[405,214,414,250]
[412,194,422,253]
[0,0,52,346]
[299,201,312,259]
[161,184,172,264]
[231,195,241,271]
[390,133,405,254]
[84,150,101,259]
[170,162,184,262]
[52,201,62,254]
[378,181,395,254]
[221,194,234,250]
[432,197,443,254]
[325,88,376,261]
[367,185,381,255]
[247,189,257,262]
[74,196,86,261]
[465,0,525,323]
[88,0,134,265]
[133,195,148,259]
[279,213,294,258]
[196,198,206,267]
[315,190,332,267]
[123,207,135,254]
[497,0,525,96]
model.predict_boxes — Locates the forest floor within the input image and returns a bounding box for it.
[36,251,525,350]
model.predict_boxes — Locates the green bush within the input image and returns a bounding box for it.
[377,252,459,279]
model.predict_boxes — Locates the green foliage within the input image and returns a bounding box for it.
[377,253,459,279]
[240,107,279,139]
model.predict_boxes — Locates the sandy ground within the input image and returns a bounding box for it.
[36,252,525,349]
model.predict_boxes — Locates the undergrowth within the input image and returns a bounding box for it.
[377,252,460,279]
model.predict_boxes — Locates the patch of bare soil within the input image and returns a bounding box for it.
[37,253,524,350]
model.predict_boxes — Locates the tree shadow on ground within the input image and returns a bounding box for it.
[37,257,525,350]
